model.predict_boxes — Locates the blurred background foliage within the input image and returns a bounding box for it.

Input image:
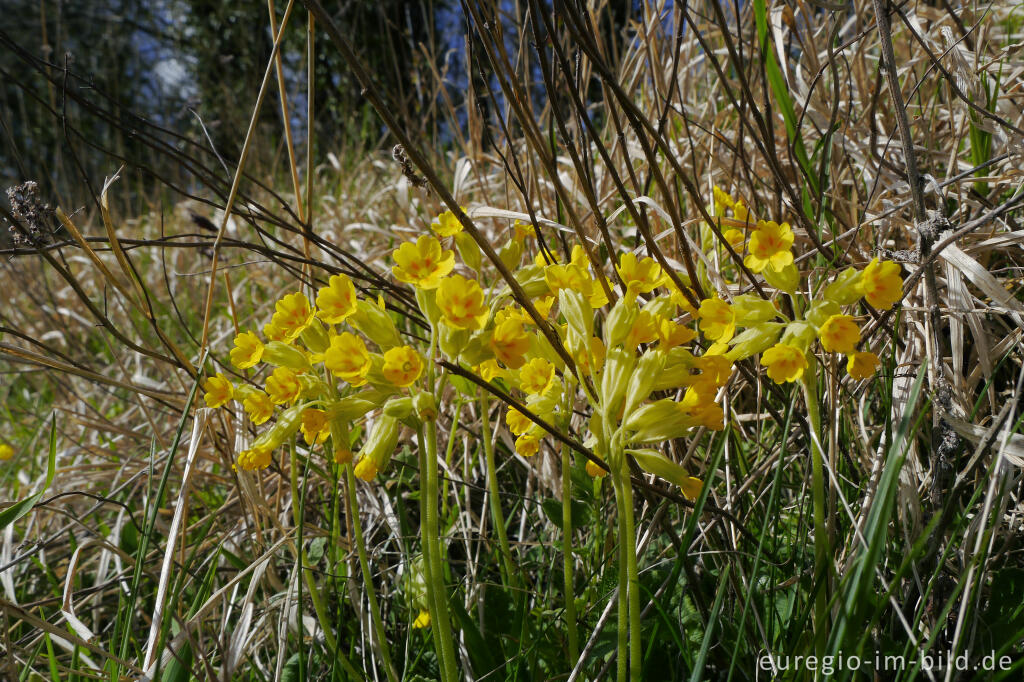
[0,0,443,224]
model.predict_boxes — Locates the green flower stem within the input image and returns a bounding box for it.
[478,392,515,585]
[801,375,830,658]
[416,429,447,680]
[345,466,399,682]
[611,473,631,682]
[419,421,459,682]
[614,472,641,682]
[560,440,580,662]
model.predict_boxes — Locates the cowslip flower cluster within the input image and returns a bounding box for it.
[384,209,720,498]
[696,190,903,384]
[202,271,437,477]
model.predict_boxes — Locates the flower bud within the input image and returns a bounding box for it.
[604,297,639,349]
[325,394,380,423]
[559,288,593,339]
[509,265,550,299]
[640,295,675,320]
[731,295,780,325]
[804,300,841,330]
[622,350,666,419]
[438,324,470,359]
[600,347,636,419]
[253,403,305,450]
[623,399,693,442]
[823,267,864,305]
[415,287,442,327]
[354,415,400,480]
[413,392,437,422]
[263,341,312,371]
[299,319,330,353]
[498,237,523,269]
[454,231,482,272]
[762,262,799,294]
[779,320,816,351]
[725,322,784,362]
[351,297,402,350]
[384,396,414,419]
[627,448,703,500]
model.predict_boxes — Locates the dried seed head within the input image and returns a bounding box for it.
[6,181,57,247]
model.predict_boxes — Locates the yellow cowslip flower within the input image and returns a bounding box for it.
[243,391,274,425]
[696,353,733,388]
[436,274,488,330]
[680,388,725,431]
[354,457,378,480]
[513,219,535,241]
[533,295,555,319]
[654,316,696,350]
[203,373,233,408]
[316,274,358,324]
[263,320,287,343]
[819,314,860,354]
[669,284,698,317]
[861,258,903,309]
[761,343,808,383]
[323,332,372,386]
[743,220,794,273]
[713,185,735,214]
[237,445,273,471]
[0,444,13,461]
[230,331,265,369]
[392,235,455,290]
[515,432,541,457]
[625,310,659,348]
[617,253,663,297]
[519,357,556,396]
[490,318,530,369]
[698,297,736,343]
[265,367,302,405]
[545,263,589,295]
[271,292,315,342]
[431,208,464,237]
[413,609,431,629]
[476,359,507,383]
[723,229,745,247]
[505,406,533,435]
[300,408,331,445]
[585,459,607,478]
[847,351,880,380]
[382,346,424,387]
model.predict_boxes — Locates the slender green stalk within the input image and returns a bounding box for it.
[561,440,580,662]
[416,429,447,680]
[621,476,641,681]
[422,419,459,682]
[345,466,399,682]
[614,472,641,681]
[801,375,829,658]
[612,474,630,682]
[478,391,515,584]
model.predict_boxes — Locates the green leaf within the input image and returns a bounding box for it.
[0,416,57,531]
